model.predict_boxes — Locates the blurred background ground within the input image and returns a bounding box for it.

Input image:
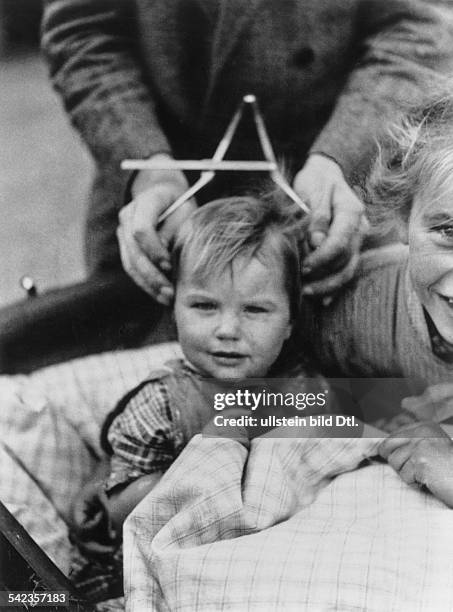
[0,0,92,307]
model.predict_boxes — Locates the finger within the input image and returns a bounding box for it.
[397,458,417,485]
[304,193,363,271]
[117,226,173,304]
[306,193,359,276]
[118,225,161,297]
[386,445,412,473]
[303,251,360,297]
[304,210,359,271]
[120,198,171,278]
[403,384,450,408]
[159,197,197,250]
[403,384,453,423]
[303,243,351,276]
[305,187,332,250]
[378,435,409,459]
[380,423,445,458]
[419,383,453,403]
[294,172,332,250]
[308,212,331,250]
[385,412,419,434]
[401,396,437,422]
[129,191,171,266]
[118,223,168,291]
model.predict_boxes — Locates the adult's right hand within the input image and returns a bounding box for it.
[117,153,197,304]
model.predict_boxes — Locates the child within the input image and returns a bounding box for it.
[71,192,320,601]
[102,193,318,531]
[303,96,453,505]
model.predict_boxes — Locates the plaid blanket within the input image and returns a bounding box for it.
[2,343,453,610]
[0,342,181,572]
[124,435,453,612]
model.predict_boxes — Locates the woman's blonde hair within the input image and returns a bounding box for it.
[366,95,453,234]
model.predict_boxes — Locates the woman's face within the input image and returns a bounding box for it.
[408,186,453,343]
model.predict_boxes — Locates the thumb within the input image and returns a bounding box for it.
[307,194,331,249]
[132,188,172,263]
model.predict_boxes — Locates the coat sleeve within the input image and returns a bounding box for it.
[309,0,453,184]
[41,0,171,173]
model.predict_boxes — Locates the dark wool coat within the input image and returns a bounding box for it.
[42,0,453,272]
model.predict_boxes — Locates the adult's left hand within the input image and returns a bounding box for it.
[375,382,453,434]
[378,421,453,507]
[293,154,369,299]
[401,383,453,423]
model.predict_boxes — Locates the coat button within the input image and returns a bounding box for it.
[292,47,315,67]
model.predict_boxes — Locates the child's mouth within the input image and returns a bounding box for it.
[211,351,246,364]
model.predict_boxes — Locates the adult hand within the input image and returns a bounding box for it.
[117,153,197,305]
[375,382,453,434]
[378,421,453,507]
[376,410,418,435]
[293,154,369,300]
[401,383,453,424]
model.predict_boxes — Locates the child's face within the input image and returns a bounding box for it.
[408,187,453,343]
[174,254,292,378]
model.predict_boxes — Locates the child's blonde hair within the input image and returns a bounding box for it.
[171,192,308,321]
[366,95,453,234]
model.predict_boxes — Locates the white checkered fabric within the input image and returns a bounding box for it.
[0,343,181,571]
[2,342,453,610]
[124,435,453,612]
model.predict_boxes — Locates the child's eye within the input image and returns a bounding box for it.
[191,301,216,311]
[244,305,268,314]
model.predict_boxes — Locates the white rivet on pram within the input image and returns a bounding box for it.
[121,94,310,223]
[20,275,37,298]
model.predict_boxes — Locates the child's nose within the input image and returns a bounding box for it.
[215,311,241,339]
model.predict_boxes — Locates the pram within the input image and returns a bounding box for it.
[0,272,164,610]
[0,271,171,375]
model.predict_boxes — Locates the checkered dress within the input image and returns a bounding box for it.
[72,359,217,602]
